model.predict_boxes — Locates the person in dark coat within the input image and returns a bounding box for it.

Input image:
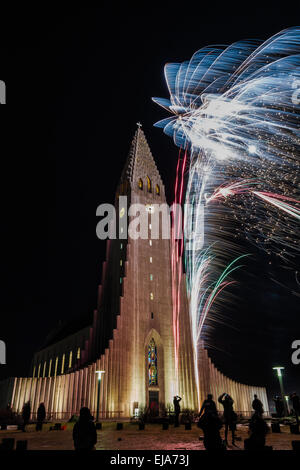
[252,394,264,416]
[218,393,237,446]
[36,403,46,431]
[273,396,284,417]
[199,394,217,417]
[198,410,224,451]
[244,411,269,450]
[21,401,31,432]
[290,392,300,425]
[173,396,182,427]
[73,407,97,451]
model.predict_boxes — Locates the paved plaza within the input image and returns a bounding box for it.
[0,422,299,451]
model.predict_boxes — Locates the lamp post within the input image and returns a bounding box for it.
[95,370,105,422]
[272,367,288,416]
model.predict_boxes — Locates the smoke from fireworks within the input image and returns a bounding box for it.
[153,27,300,397]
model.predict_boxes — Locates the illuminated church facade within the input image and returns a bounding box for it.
[0,126,268,418]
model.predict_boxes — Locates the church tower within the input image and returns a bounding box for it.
[93,123,197,416]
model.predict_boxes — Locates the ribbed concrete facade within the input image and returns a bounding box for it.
[1,127,269,418]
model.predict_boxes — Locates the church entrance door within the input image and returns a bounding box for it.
[149,391,159,417]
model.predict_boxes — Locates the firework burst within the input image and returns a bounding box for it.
[153,27,300,396]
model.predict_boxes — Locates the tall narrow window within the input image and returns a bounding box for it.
[32,366,36,379]
[77,347,81,360]
[68,351,73,369]
[138,178,143,190]
[150,257,152,263]
[155,184,160,195]
[150,274,153,281]
[149,240,152,246]
[148,338,158,386]
[150,292,154,300]
[61,354,65,374]
[48,359,52,377]
[146,176,152,192]
[54,357,58,377]
[37,363,41,379]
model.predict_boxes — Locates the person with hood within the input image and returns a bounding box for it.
[73,407,97,450]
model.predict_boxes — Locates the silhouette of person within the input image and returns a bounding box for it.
[173,396,182,427]
[245,411,269,450]
[73,407,97,451]
[273,396,284,417]
[218,393,237,446]
[290,392,300,425]
[36,403,46,431]
[22,401,31,432]
[199,394,217,416]
[252,394,264,416]
[198,409,224,451]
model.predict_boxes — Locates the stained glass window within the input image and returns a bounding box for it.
[138,178,143,190]
[148,338,158,386]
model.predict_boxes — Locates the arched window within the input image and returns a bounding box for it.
[155,184,160,195]
[138,178,143,190]
[148,338,158,386]
[77,347,81,360]
[146,176,152,193]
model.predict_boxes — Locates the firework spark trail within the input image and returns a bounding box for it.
[207,180,300,219]
[153,27,300,402]
[171,148,187,389]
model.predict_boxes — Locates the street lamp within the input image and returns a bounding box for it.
[95,370,105,422]
[273,367,288,416]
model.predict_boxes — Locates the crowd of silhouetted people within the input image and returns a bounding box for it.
[6,389,299,450]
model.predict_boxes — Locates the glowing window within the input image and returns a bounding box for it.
[120,243,123,249]
[61,354,65,374]
[150,257,152,263]
[150,274,153,281]
[68,351,73,369]
[150,293,154,300]
[149,240,152,246]
[77,348,81,360]
[120,260,123,266]
[146,176,152,192]
[54,357,58,377]
[155,184,160,195]
[37,363,41,379]
[48,359,52,377]
[138,178,143,190]
[148,338,158,386]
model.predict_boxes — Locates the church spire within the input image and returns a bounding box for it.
[120,123,164,197]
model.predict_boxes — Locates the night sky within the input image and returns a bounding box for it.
[0,6,299,407]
